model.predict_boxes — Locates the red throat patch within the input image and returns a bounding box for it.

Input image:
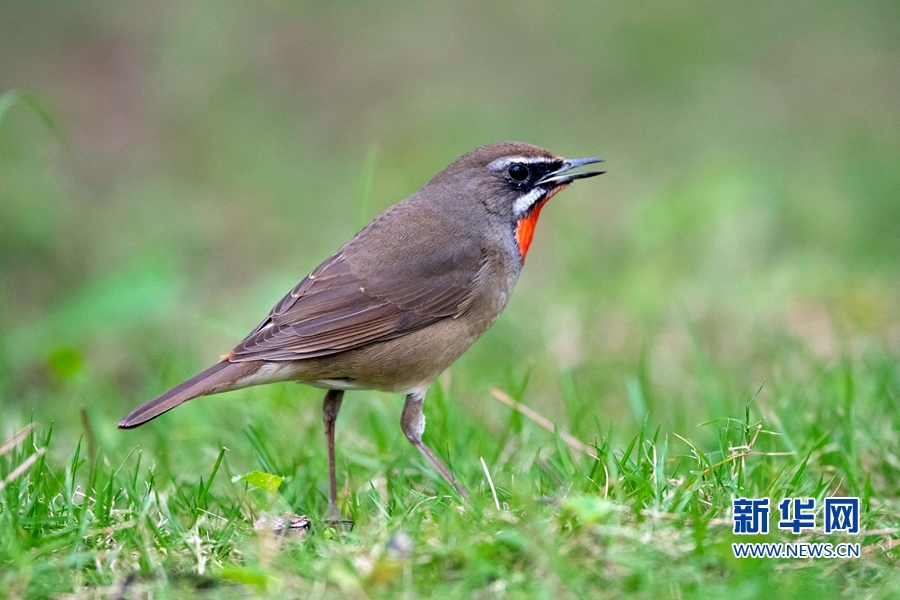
[514,185,567,262]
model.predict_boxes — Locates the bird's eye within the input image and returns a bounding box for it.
[508,163,529,182]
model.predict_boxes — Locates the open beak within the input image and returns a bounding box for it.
[537,157,606,186]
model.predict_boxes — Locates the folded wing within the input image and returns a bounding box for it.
[230,209,486,362]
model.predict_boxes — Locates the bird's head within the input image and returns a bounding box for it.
[430,141,605,261]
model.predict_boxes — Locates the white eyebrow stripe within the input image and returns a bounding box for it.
[513,187,546,217]
[488,156,558,171]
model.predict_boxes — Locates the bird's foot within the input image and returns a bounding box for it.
[323,504,353,531]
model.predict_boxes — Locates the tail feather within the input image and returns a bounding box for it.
[118,361,248,428]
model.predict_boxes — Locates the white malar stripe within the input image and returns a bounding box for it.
[488,156,556,171]
[513,187,546,217]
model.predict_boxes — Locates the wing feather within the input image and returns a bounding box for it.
[230,209,485,362]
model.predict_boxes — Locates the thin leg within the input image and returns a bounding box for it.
[400,391,469,499]
[322,389,345,522]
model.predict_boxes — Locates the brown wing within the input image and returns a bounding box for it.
[229,206,486,362]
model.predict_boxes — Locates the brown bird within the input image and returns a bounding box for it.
[118,142,604,520]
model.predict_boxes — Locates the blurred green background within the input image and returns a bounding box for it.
[1,0,899,457]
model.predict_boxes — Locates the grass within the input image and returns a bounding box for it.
[2,344,899,598]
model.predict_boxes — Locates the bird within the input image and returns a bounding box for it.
[117,141,604,520]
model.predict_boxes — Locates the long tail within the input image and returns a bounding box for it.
[118,361,254,428]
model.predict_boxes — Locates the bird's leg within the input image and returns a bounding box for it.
[400,391,469,499]
[322,389,345,522]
